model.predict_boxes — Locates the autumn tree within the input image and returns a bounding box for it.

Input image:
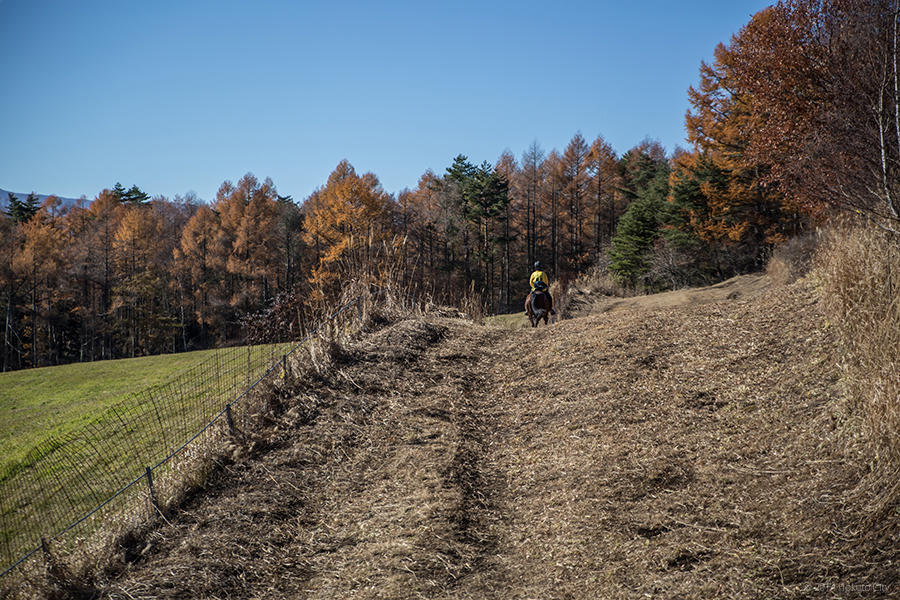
[726,0,900,231]
[560,133,592,268]
[587,135,623,258]
[226,175,282,306]
[541,150,564,276]
[86,190,122,359]
[495,151,517,307]
[302,160,395,299]
[176,204,222,346]
[403,170,465,299]
[153,194,199,351]
[675,26,806,268]
[112,205,175,356]
[13,200,67,366]
[520,141,545,267]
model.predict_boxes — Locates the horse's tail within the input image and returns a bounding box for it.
[531,293,547,321]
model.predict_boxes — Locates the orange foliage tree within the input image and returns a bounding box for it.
[302,160,395,299]
[727,0,900,231]
[672,21,809,267]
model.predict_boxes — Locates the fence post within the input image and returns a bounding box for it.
[282,354,287,380]
[145,467,159,514]
[356,296,362,320]
[225,404,234,434]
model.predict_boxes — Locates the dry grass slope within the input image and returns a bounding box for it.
[12,269,898,599]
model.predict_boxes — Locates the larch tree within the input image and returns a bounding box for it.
[113,205,172,357]
[587,135,622,258]
[728,0,900,231]
[86,190,122,359]
[495,150,518,308]
[12,201,66,366]
[560,133,592,269]
[177,204,222,346]
[302,160,394,299]
[520,141,545,267]
[678,22,806,267]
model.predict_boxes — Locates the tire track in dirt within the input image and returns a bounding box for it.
[100,319,513,599]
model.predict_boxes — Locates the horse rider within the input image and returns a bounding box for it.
[528,261,556,315]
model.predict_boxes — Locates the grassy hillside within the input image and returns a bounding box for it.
[45,275,890,599]
[0,342,297,572]
[0,349,232,474]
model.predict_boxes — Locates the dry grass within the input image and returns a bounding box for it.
[10,257,899,598]
[817,222,900,525]
[557,264,629,319]
[767,230,823,285]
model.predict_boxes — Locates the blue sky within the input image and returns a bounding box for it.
[0,0,772,203]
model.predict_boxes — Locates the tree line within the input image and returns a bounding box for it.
[2,0,893,371]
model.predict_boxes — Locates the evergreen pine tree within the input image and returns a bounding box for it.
[608,169,670,287]
[4,192,39,223]
[122,185,150,205]
[112,182,128,202]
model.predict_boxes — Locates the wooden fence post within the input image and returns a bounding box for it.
[145,467,159,514]
[225,404,234,434]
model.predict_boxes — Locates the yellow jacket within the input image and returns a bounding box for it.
[529,270,549,291]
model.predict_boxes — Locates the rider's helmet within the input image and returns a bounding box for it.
[534,261,541,270]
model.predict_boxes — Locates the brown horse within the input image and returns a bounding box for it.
[525,290,551,327]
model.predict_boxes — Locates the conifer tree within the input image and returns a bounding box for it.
[5,192,39,223]
[609,168,670,288]
[302,160,394,298]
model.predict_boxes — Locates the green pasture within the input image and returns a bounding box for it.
[1,350,210,467]
[0,342,295,566]
[0,343,294,479]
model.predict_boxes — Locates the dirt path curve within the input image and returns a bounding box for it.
[100,280,894,599]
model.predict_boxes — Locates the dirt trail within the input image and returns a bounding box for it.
[97,277,896,599]
[565,273,773,318]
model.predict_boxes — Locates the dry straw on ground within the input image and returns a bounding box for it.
[9,239,900,599]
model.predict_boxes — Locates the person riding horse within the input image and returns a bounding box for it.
[529,262,556,315]
[525,262,556,326]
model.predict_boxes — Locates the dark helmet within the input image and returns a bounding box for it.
[534,261,542,270]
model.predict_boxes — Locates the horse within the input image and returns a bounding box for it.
[525,290,552,327]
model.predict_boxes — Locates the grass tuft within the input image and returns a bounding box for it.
[817,221,900,524]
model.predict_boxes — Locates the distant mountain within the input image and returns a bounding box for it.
[0,189,83,213]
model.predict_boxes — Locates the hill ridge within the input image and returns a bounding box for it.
[55,277,896,599]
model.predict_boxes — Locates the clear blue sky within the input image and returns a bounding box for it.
[0,0,772,203]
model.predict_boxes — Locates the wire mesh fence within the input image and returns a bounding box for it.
[0,297,361,581]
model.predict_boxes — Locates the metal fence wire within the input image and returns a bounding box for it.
[0,296,362,579]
